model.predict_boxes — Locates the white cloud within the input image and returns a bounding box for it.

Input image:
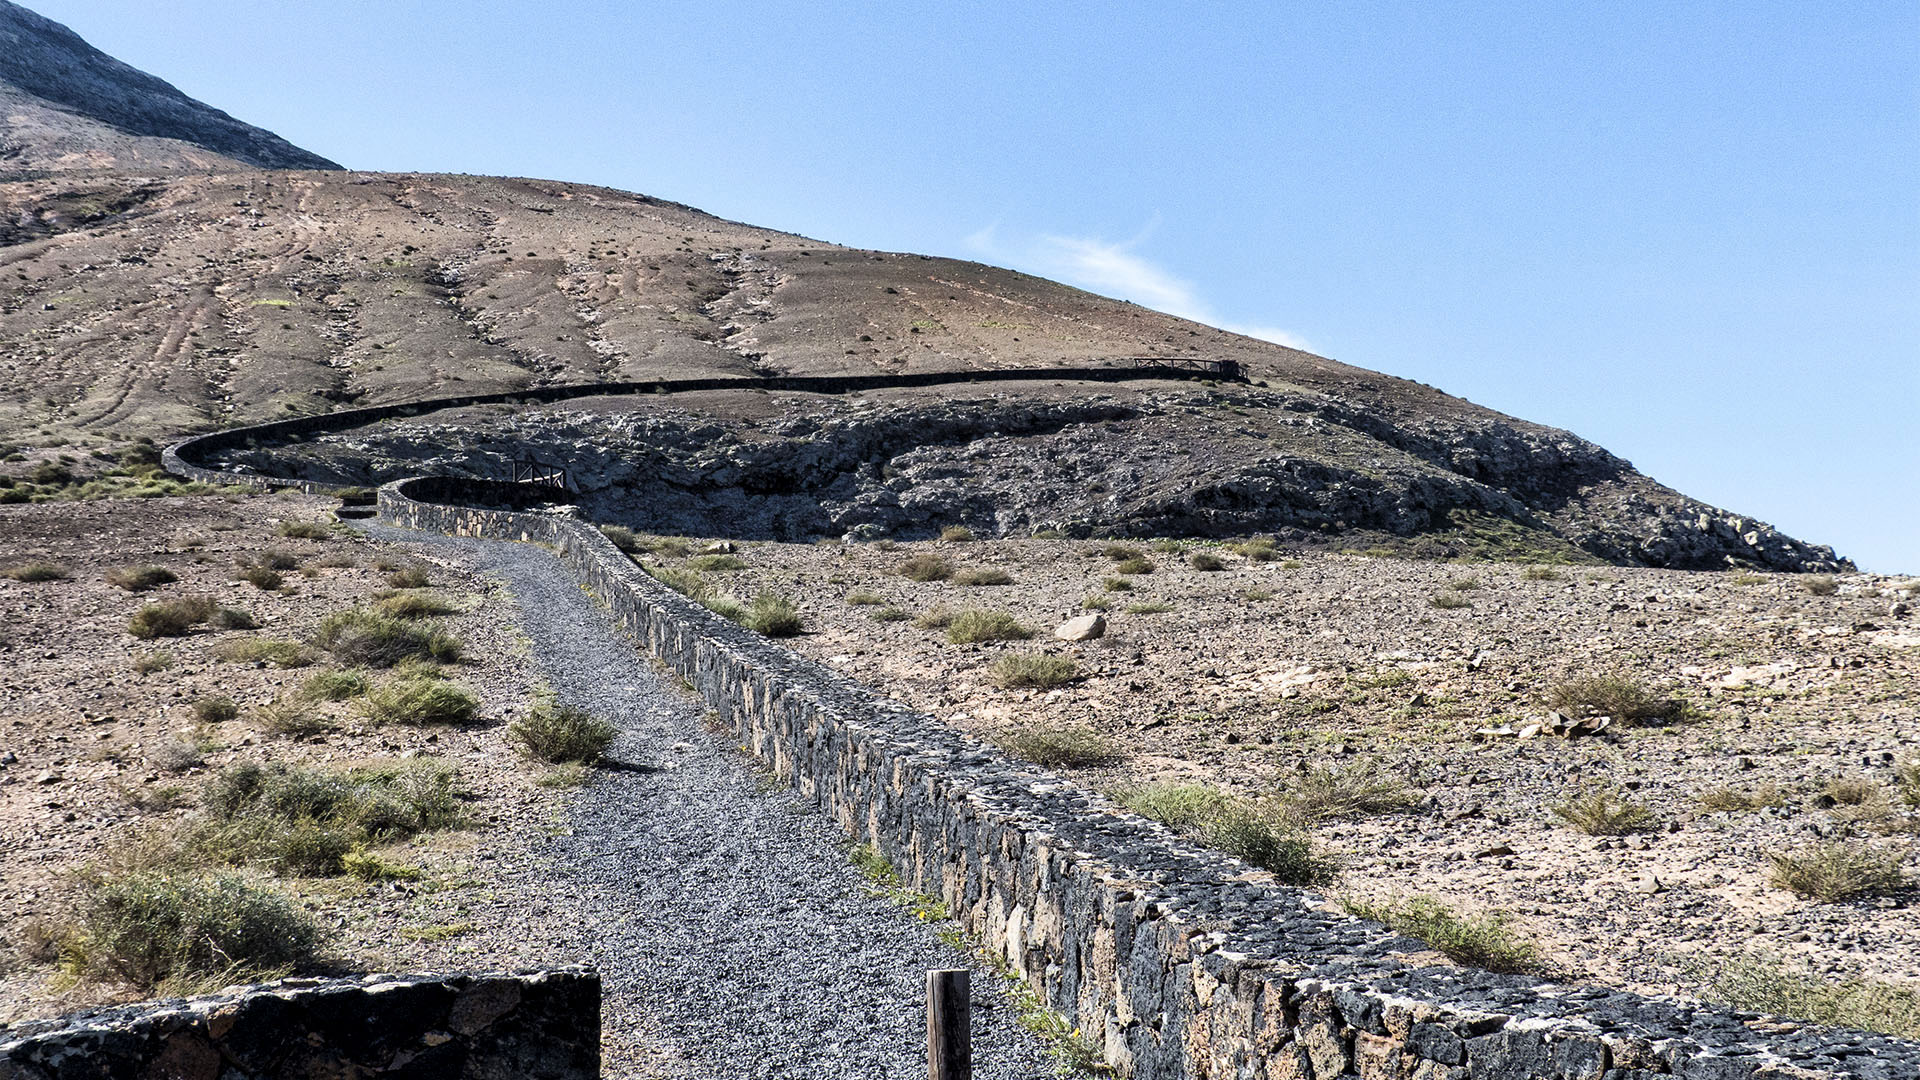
[962,225,1310,352]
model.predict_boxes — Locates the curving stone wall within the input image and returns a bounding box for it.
[374,477,1918,1080]
[0,969,599,1080]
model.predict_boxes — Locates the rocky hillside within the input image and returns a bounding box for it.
[0,0,339,173]
[0,8,1847,571]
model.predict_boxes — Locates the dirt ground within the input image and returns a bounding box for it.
[639,532,1920,1000]
[0,491,590,1023]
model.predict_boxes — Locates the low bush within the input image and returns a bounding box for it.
[1099,544,1142,561]
[108,565,177,592]
[845,590,885,605]
[239,566,283,590]
[195,760,463,875]
[67,871,320,992]
[997,726,1118,768]
[1276,763,1417,823]
[952,567,1012,586]
[1698,783,1787,813]
[509,700,617,764]
[373,590,459,619]
[914,606,954,629]
[1242,588,1275,601]
[897,553,953,582]
[869,606,911,622]
[192,696,239,724]
[1521,565,1562,581]
[301,670,370,701]
[1553,788,1655,835]
[1116,783,1337,885]
[1547,673,1683,725]
[3,561,68,582]
[256,698,334,738]
[1898,760,1920,810]
[1824,776,1882,807]
[212,637,316,668]
[1124,601,1174,614]
[384,566,430,589]
[1189,552,1226,572]
[687,554,748,572]
[1804,575,1839,596]
[1707,954,1920,1039]
[1429,592,1472,609]
[133,650,174,675]
[314,609,461,667]
[598,524,640,553]
[360,674,480,726]
[1342,895,1542,974]
[1101,576,1133,592]
[277,521,331,540]
[1767,841,1905,901]
[990,653,1078,689]
[945,609,1031,644]
[256,550,299,571]
[1230,538,1277,562]
[128,596,216,639]
[212,607,259,631]
[1081,593,1111,611]
[939,526,975,542]
[742,593,804,637]
[1728,572,1767,586]
[1112,555,1154,575]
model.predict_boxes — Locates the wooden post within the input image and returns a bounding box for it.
[928,969,970,1080]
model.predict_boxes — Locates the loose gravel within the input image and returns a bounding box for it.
[364,525,1055,1080]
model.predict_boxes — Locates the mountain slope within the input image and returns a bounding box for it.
[0,0,338,173]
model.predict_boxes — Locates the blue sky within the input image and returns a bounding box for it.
[34,1,1918,570]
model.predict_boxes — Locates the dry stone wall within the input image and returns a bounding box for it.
[376,478,1918,1080]
[0,969,599,1080]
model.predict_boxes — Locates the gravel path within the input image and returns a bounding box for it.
[365,526,1055,1080]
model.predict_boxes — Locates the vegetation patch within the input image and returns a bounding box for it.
[1342,895,1543,974]
[128,596,216,639]
[952,567,1013,586]
[1116,783,1336,885]
[1767,841,1905,901]
[997,726,1119,768]
[990,653,1079,689]
[939,526,975,542]
[212,637,317,668]
[1553,788,1655,835]
[945,609,1032,644]
[373,589,460,619]
[1275,763,1417,823]
[897,553,954,581]
[687,554,749,572]
[3,561,68,582]
[107,564,177,592]
[314,609,462,667]
[509,700,617,764]
[59,871,320,993]
[360,673,481,727]
[742,593,804,637]
[1189,552,1226,571]
[1547,674,1684,725]
[1706,954,1920,1039]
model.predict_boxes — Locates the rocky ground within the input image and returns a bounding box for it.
[619,529,1919,1001]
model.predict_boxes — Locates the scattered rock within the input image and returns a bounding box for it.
[1053,614,1106,641]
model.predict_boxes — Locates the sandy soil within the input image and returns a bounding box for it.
[640,532,1920,999]
[0,491,581,1022]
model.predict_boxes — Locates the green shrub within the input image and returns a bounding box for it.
[990,654,1078,689]
[361,674,480,726]
[1897,760,1920,810]
[1230,538,1278,562]
[194,761,462,875]
[952,567,1012,586]
[240,566,283,590]
[256,698,335,738]
[1101,576,1133,592]
[870,606,911,623]
[128,596,216,639]
[940,525,976,542]
[301,670,370,701]
[998,726,1118,768]
[1081,593,1111,611]
[509,701,617,764]
[1124,601,1174,614]
[384,566,430,589]
[212,607,259,631]
[1553,788,1655,835]
[1112,556,1154,575]
[212,637,316,667]
[897,553,953,582]
[1241,588,1274,601]
[133,650,174,675]
[914,606,954,629]
[1280,559,1304,570]
[277,521,331,540]
[70,871,320,991]
[314,609,461,667]
[1189,552,1226,572]
[1099,544,1142,561]
[687,554,749,572]
[373,590,459,618]
[192,696,239,724]
[108,565,177,592]
[1804,575,1839,596]
[1767,841,1905,901]
[845,590,885,605]
[256,550,300,571]
[1728,571,1767,586]
[598,524,640,552]
[1276,763,1417,822]
[742,593,804,637]
[1698,783,1787,813]
[945,609,1031,644]
[1429,592,1472,609]
[1116,783,1337,885]
[1706,954,1920,1039]
[1343,895,1542,974]
[1547,674,1682,725]
[1521,565,1563,581]
[3,561,68,582]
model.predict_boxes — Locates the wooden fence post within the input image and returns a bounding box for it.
[928,969,970,1080]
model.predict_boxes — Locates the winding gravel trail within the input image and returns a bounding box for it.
[366,526,1055,1080]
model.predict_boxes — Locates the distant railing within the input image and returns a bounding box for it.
[509,458,569,490]
[1124,356,1241,379]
